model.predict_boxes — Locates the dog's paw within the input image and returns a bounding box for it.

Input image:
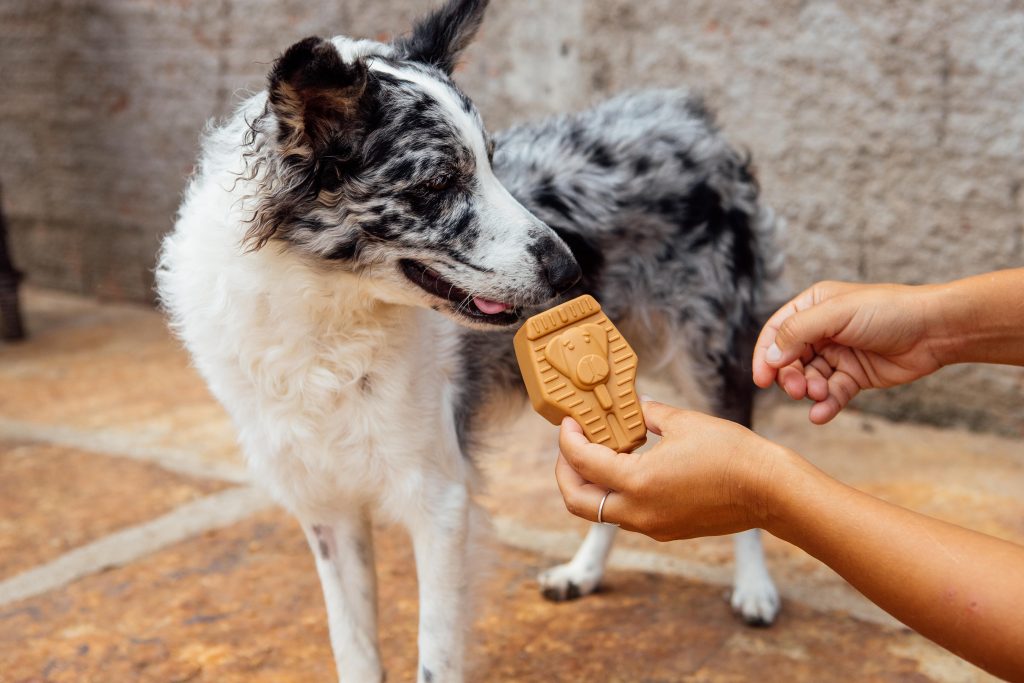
[538,562,603,602]
[729,573,781,627]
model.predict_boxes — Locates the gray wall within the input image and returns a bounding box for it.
[2,0,1022,434]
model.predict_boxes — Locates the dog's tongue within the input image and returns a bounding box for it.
[473,297,509,315]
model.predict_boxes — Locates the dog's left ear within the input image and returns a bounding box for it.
[394,0,489,74]
[245,37,376,251]
[544,333,572,379]
[267,36,372,161]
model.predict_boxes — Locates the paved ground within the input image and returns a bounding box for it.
[1,287,1021,682]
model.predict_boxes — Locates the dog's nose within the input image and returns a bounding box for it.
[543,251,582,293]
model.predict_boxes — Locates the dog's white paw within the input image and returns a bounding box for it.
[538,562,603,602]
[730,572,781,627]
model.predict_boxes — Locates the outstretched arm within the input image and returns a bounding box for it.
[555,403,1024,681]
[770,442,1024,682]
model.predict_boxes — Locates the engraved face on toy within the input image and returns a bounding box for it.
[544,324,610,390]
[513,295,647,453]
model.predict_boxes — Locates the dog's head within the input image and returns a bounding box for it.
[245,0,580,328]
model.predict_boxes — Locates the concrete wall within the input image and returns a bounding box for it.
[2,0,1022,434]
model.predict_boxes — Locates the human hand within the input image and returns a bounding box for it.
[752,281,945,424]
[554,400,791,541]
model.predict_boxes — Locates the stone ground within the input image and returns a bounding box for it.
[1,287,1021,682]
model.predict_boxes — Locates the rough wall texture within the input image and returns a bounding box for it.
[2,0,1022,434]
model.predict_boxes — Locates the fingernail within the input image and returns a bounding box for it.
[640,394,654,402]
[766,343,782,363]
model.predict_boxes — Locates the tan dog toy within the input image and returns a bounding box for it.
[513,295,646,453]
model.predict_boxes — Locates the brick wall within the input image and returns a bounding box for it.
[2,0,1022,433]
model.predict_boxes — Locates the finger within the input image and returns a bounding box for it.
[555,454,616,523]
[753,294,807,388]
[776,361,807,400]
[797,345,811,365]
[753,282,858,386]
[808,370,862,424]
[804,356,833,402]
[807,354,834,378]
[639,395,662,437]
[558,417,632,490]
[594,488,629,528]
[562,415,586,437]
[640,399,682,437]
[555,450,587,490]
[818,344,873,391]
[754,287,825,387]
[772,301,855,372]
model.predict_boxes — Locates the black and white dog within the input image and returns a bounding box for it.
[158,1,785,680]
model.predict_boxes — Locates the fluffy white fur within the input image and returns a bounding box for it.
[160,87,488,683]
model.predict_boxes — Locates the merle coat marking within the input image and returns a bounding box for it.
[157,1,785,680]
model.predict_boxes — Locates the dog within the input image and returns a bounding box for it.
[157,1,785,680]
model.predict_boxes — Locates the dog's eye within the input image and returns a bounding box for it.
[424,173,453,192]
[563,340,575,351]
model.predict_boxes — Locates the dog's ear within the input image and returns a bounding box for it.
[581,324,608,356]
[267,36,372,161]
[246,37,375,250]
[544,333,572,379]
[394,0,489,74]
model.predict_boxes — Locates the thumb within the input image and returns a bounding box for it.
[558,417,631,490]
[769,297,854,368]
[561,415,586,437]
[640,397,682,437]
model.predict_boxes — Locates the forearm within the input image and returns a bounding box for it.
[925,268,1024,367]
[764,452,1024,681]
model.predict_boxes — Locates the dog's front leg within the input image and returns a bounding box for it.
[302,513,383,683]
[407,480,471,683]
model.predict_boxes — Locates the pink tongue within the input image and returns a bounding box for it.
[473,297,509,315]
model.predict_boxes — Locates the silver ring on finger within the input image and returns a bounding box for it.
[597,490,619,527]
